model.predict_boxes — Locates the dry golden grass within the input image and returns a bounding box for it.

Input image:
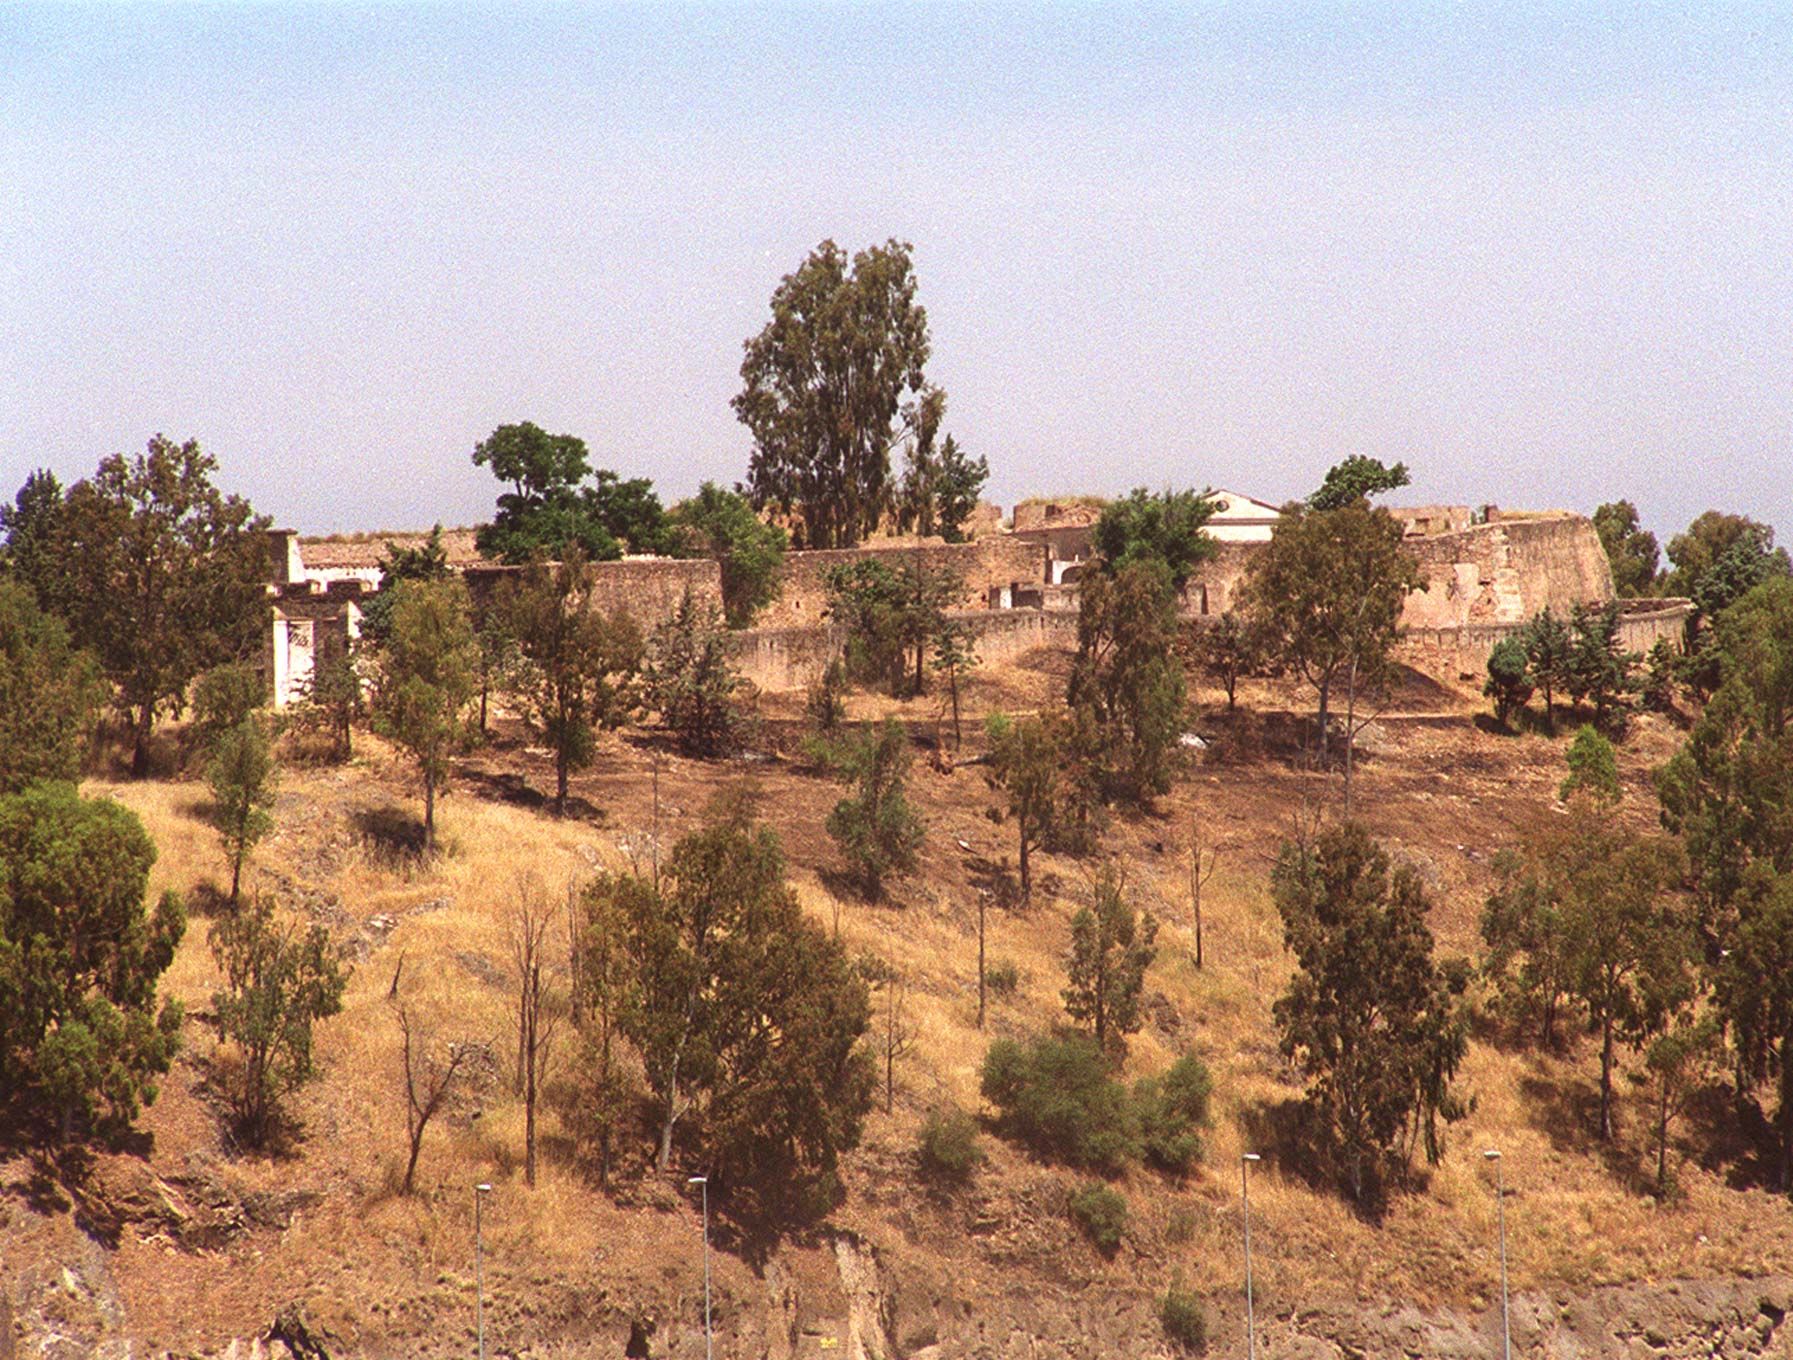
[50,668,1793,1352]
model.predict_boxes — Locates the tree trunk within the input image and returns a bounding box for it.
[950,670,962,748]
[1656,1079,1670,1194]
[1018,823,1031,905]
[977,892,987,1030]
[403,1124,425,1194]
[1343,659,1358,817]
[230,851,243,909]
[556,750,569,816]
[524,991,538,1188]
[655,1060,681,1172]
[423,769,437,856]
[131,702,154,778]
[1600,1014,1616,1141]
[1315,677,1331,764]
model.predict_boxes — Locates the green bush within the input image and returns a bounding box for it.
[980,1032,1139,1173]
[984,961,1020,998]
[1135,1053,1213,1174]
[1165,1205,1196,1245]
[1159,1279,1207,1351]
[917,1105,984,1185]
[1068,1182,1127,1254]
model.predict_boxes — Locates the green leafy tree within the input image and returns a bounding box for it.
[1,469,74,617]
[1271,822,1468,1201]
[931,435,990,543]
[1593,500,1662,597]
[1191,610,1263,711]
[1491,797,1689,1140]
[0,580,103,793]
[1068,559,1186,802]
[1090,487,1217,590]
[826,718,926,897]
[1481,849,1575,1048]
[1062,868,1159,1059]
[1664,510,1792,600]
[306,648,363,760]
[1483,636,1533,729]
[1640,638,1678,715]
[208,894,346,1147]
[1521,607,1574,729]
[1716,867,1793,1192]
[1565,602,1639,729]
[474,423,621,563]
[643,588,750,757]
[357,525,452,645]
[930,618,979,747]
[570,871,648,1187]
[371,579,478,854]
[207,718,277,907]
[1642,1011,1723,1195]
[979,1031,1139,1172]
[1242,500,1422,800]
[735,238,935,549]
[894,390,989,542]
[190,661,265,754]
[0,783,185,1139]
[825,557,962,696]
[984,712,1065,903]
[669,482,788,627]
[1306,455,1410,511]
[58,436,269,776]
[619,804,875,1222]
[1657,578,1793,953]
[497,550,644,812]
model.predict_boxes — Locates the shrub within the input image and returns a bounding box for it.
[1159,1279,1207,1351]
[807,657,848,732]
[980,1032,1138,1172]
[1068,1182,1127,1254]
[917,1106,984,1185]
[1560,724,1621,804]
[984,961,1021,998]
[1165,1205,1196,1245]
[1134,1053,1213,1174]
[191,662,265,751]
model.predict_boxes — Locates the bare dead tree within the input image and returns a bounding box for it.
[508,880,566,1188]
[1189,817,1220,970]
[877,971,917,1114]
[397,1002,469,1194]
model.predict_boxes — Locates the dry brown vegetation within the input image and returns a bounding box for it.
[9,654,1793,1354]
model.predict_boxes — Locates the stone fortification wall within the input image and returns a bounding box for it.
[729,607,1079,693]
[1184,541,1258,616]
[1397,514,1616,629]
[754,537,1047,629]
[464,558,723,626]
[1397,600,1691,680]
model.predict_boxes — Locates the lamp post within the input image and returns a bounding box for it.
[1241,1152,1261,1360]
[1485,1149,1510,1360]
[688,1175,712,1360]
[475,1182,492,1360]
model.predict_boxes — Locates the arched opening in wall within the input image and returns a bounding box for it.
[1194,584,1209,616]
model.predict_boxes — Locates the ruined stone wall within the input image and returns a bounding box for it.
[1403,514,1615,629]
[753,537,1048,629]
[464,558,724,628]
[1397,601,1692,681]
[729,607,1079,693]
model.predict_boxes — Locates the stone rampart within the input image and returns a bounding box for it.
[728,607,1079,693]
[753,537,1047,629]
[1403,514,1615,629]
[464,558,724,626]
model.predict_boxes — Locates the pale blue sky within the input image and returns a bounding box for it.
[3,4,1789,548]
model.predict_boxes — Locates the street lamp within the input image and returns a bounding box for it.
[688,1175,712,1360]
[1241,1153,1262,1360]
[475,1182,493,1360]
[1485,1150,1510,1360]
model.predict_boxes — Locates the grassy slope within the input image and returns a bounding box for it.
[28,657,1793,1352]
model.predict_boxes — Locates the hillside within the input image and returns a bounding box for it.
[5,656,1793,1360]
